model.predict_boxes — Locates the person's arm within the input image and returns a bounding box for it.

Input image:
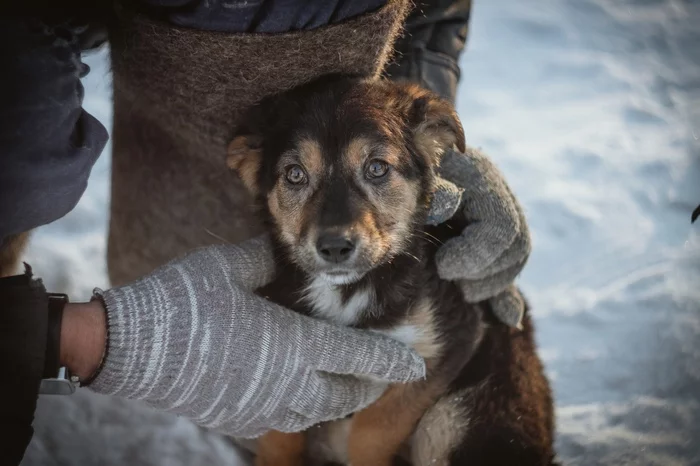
[385,0,472,104]
[78,235,424,438]
[0,14,109,464]
[0,16,108,254]
[1,235,425,465]
[59,300,107,382]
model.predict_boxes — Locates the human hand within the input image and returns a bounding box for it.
[427,148,531,328]
[87,235,425,438]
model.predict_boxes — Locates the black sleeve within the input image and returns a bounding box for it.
[0,17,108,242]
[0,266,49,466]
[384,0,472,104]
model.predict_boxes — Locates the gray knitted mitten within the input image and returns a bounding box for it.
[88,235,425,438]
[427,148,531,329]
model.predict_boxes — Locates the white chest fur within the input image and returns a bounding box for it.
[304,276,375,326]
[377,298,442,360]
[304,279,441,360]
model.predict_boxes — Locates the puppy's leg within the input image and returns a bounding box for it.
[409,387,474,466]
[0,232,30,277]
[348,381,443,466]
[255,430,306,466]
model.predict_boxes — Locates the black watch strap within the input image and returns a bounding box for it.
[39,293,79,395]
[42,293,67,379]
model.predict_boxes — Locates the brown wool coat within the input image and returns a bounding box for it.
[106,0,410,286]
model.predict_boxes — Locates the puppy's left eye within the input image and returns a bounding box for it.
[285,165,308,185]
[366,159,389,179]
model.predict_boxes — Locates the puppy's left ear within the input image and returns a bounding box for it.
[227,133,263,197]
[411,92,466,160]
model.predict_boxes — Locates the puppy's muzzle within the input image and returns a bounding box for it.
[316,232,357,264]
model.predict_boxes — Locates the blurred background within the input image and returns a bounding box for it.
[20,0,700,465]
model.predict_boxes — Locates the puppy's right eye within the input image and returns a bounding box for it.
[366,159,389,179]
[285,165,308,185]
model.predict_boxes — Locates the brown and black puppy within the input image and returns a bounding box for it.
[227,75,557,466]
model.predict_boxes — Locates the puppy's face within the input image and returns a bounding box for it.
[229,76,465,284]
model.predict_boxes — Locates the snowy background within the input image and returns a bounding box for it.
[20,0,700,465]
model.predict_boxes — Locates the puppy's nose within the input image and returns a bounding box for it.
[316,234,356,263]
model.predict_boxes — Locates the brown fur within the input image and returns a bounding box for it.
[255,294,452,466]
[228,78,460,283]
[106,0,410,286]
[296,138,325,178]
[230,76,556,465]
[403,298,445,361]
[227,135,263,197]
[347,380,448,466]
[409,387,472,466]
[255,430,305,466]
[0,232,30,278]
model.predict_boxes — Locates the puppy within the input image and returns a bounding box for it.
[227,75,557,466]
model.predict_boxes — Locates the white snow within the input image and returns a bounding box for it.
[20,0,700,465]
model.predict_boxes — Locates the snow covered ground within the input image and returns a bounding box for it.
[20,0,700,465]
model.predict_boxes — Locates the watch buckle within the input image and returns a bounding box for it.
[39,367,80,395]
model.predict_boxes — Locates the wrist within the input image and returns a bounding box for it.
[60,299,107,381]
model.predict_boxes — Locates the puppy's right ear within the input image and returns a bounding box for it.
[410,93,466,162]
[227,133,263,197]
